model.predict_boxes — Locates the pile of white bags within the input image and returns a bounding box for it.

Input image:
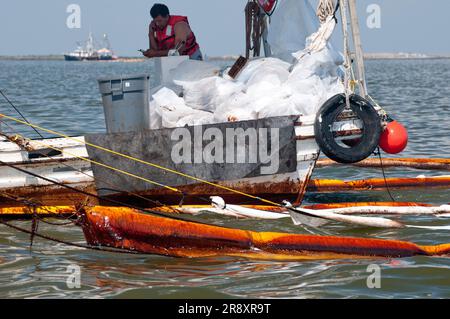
[149,0,344,129]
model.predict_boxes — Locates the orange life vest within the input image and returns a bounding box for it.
[151,15,200,57]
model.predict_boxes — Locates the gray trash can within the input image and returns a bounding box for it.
[97,74,150,133]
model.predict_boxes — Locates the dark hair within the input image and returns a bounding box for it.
[150,4,170,18]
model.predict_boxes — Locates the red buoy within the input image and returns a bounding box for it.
[379,120,408,154]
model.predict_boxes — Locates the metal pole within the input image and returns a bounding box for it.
[348,0,368,97]
[262,16,272,57]
[339,0,352,107]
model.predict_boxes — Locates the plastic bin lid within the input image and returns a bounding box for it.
[97,73,150,83]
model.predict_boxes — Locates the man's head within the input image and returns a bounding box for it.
[150,4,170,29]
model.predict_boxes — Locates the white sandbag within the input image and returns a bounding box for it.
[151,87,202,128]
[176,111,215,127]
[175,76,244,112]
[289,47,342,80]
[285,74,344,116]
[257,97,300,118]
[235,58,291,84]
[245,65,290,88]
[213,92,256,123]
[213,81,291,122]
[149,100,162,130]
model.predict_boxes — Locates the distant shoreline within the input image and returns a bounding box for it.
[363,53,450,60]
[1,53,449,61]
[0,55,146,62]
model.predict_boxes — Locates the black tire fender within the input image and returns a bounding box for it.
[314,93,382,164]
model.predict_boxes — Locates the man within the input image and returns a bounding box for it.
[143,3,202,60]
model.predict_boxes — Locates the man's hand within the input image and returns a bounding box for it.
[143,49,157,58]
[143,48,170,58]
[168,49,180,57]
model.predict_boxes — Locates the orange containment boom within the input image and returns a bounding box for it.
[0,206,76,216]
[307,176,450,192]
[316,158,450,171]
[79,206,450,261]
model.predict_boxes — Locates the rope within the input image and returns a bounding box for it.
[0,190,82,226]
[339,0,352,108]
[245,1,266,58]
[0,120,182,215]
[375,147,396,202]
[0,113,282,206]
[0,218,139,254]
[13,132,179,193]
[0,117,179,193]
[0,159,217,226]
[0,90,44,138]
[0,138,325,222]
[317,0,335,24]
[366,95,395,203]
[0,122,205,211]
[2,111,295,219]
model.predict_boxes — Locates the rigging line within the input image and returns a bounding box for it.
[0,134,327,226]
[0,122,258,213]
[363,96,395,201]
[96,187,184,213]
[0,114,327,220]
[0,159,220,226]
[0,121,181,213]
[0,90,44,138]
[0,190,71,217]
[0,122,183,214]
[376,147,396,202]
[35,215,77,226]
[1,129,195,213]
[1,130,180,193]
[0,189,83,225]
[11,129,324,220]
[0,219,139,254]
[0,150,324,223]
[0,113,282,206]
[0,191,78,225]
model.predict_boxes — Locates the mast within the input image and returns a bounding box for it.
[347,0,368,97]
[86,32,95,55]
[103,33,111,51]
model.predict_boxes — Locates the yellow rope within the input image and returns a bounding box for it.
[349,80,358,92]
[0,113,280,206]
[6,131,181,193]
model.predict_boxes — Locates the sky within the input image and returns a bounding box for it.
[0,0,449,57]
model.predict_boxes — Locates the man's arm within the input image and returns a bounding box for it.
[173,21,192,54]
[143,22,170,58]
[143,21,192,58]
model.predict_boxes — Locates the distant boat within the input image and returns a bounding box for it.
[64,33,118,61]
